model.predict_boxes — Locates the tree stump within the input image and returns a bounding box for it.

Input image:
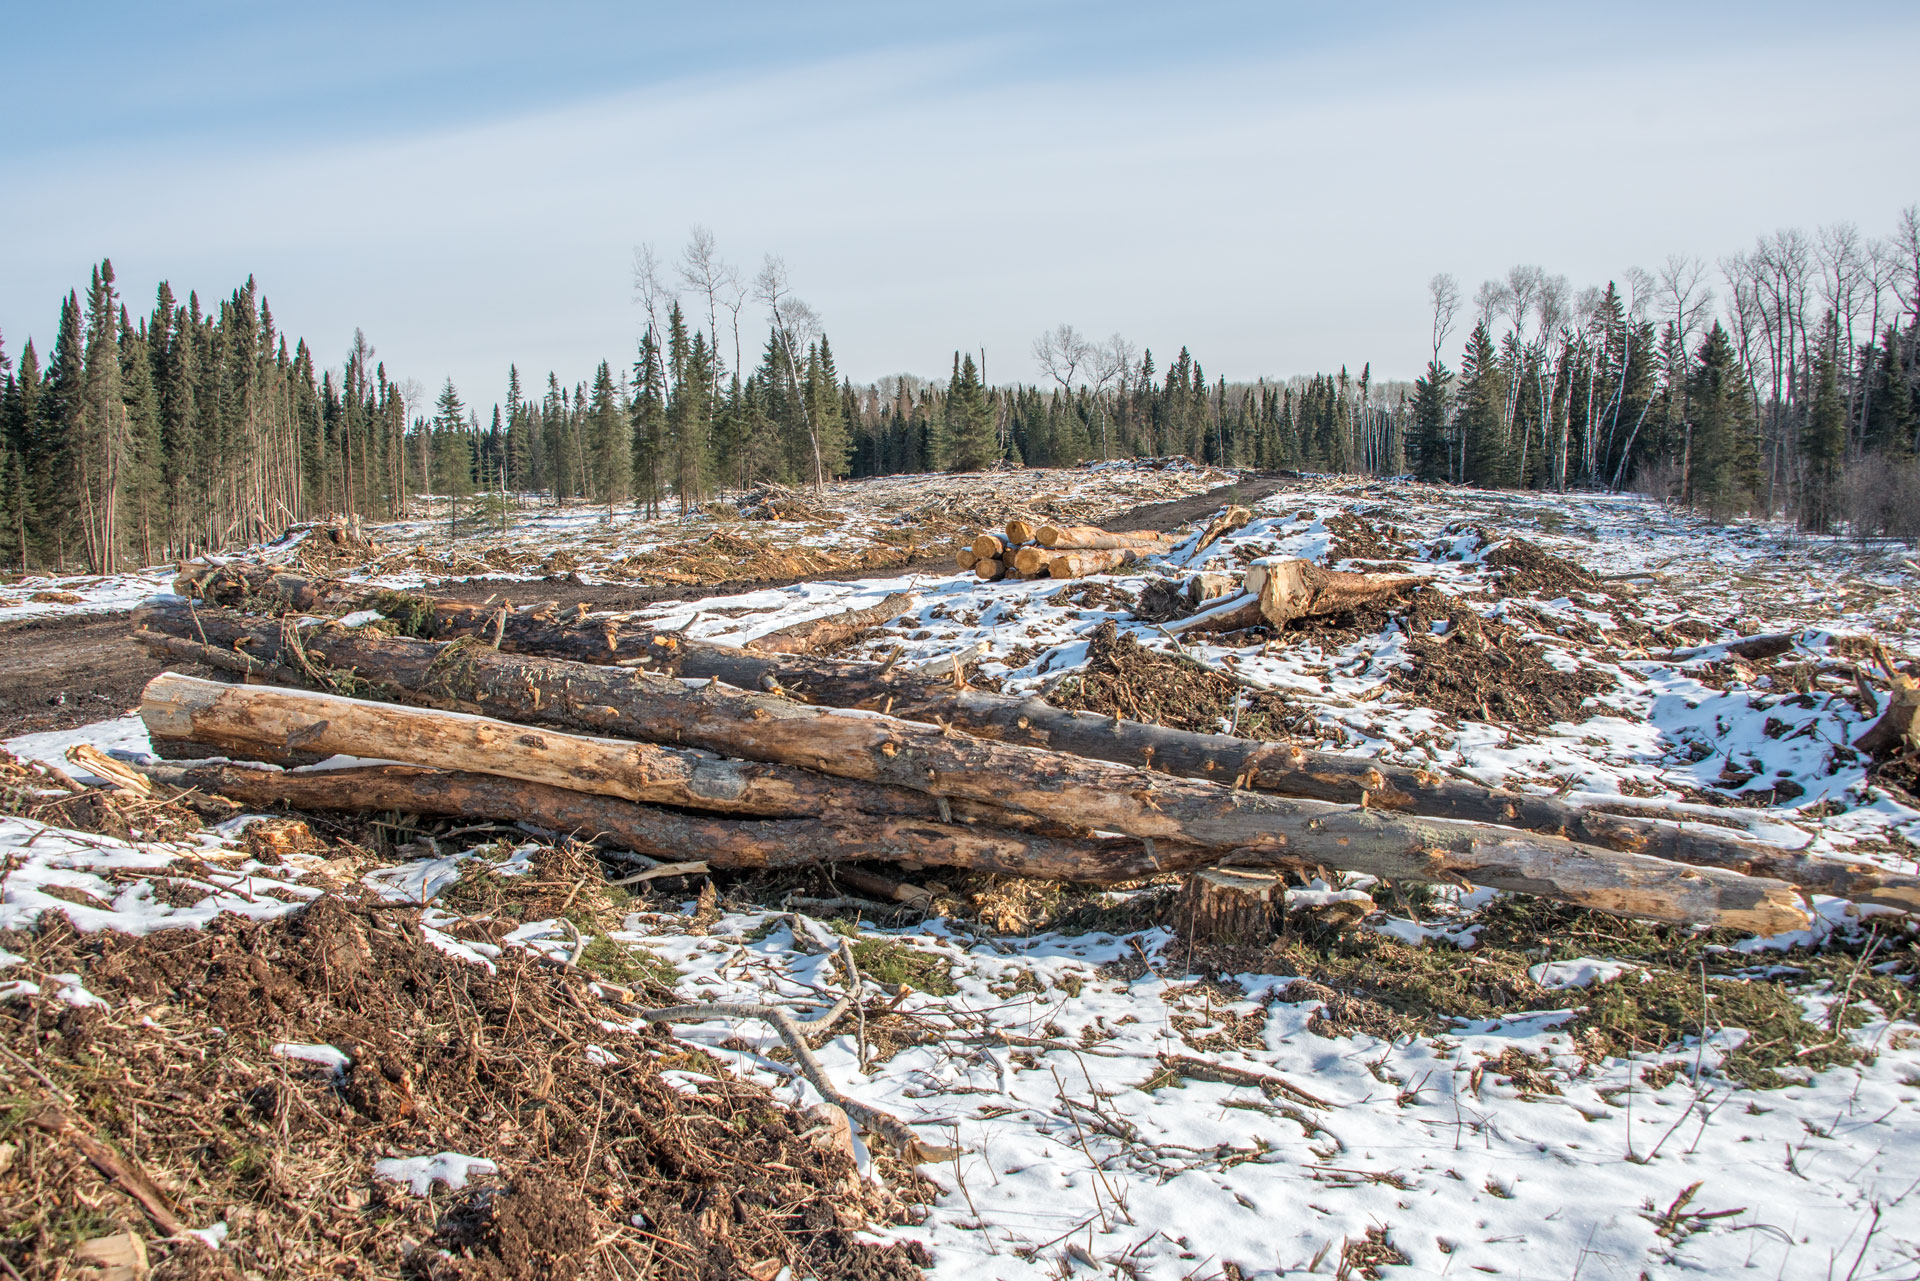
[1176,868,1283,946]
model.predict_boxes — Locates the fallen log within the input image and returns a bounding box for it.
[743,591,916,656]
[1048,548,1144,578]
[1036,525,1171,551]
[138,671,1046,833]
[136,759,1198,882]
[1009,546,1051,575]
[1855,674,1919,758]
[128,626,1807,930]
[1005,519,1035,545]
[1666,631,1799,662]
[974,557,1007,581]
[955,546,978,570]
[133,603,1913,912]
[971,533,1009,560]
[1244,558,1423,628]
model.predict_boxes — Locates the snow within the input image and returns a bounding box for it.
[4,470,1919,1277]
[373,1152,500,1196]
[1528,958,1643,989]
[271,1042,353,1074]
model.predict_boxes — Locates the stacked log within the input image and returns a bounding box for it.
[951,520,1174,582]
[129,600,1878,932]
[130,595,1920,918]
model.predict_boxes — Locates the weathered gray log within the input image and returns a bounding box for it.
[128,627,1808,930]
[131,601,1919,915]
[743,591,917,656]
[135,759,1195,882]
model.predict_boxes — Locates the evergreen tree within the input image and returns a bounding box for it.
[1455,322,1507,486]
[1799,313,1847,531]
[586,359,628,514]
[433,378,470,534]
[666,328,713,513]
[941,352,996,472]
[629,329,667,516]
[1408,359,1454,481]
[1685,323,1759,517]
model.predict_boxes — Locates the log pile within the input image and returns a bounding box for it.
[128,590,1920,937]
[954,520,1173,581]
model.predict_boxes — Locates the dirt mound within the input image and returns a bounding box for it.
[1482,538,1599,596]
[0,897,927,1280]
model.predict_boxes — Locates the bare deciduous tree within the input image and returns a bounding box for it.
[1428,273,1461,365]
[754,255,828,495]
[1032,324,1093,391]
[631,243,674,338]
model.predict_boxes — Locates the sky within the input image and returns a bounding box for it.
[3,0,1916,412]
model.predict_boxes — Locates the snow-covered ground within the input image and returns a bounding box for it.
[5,469,1920,1278]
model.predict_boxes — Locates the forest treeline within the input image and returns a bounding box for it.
[2,212,1916,572]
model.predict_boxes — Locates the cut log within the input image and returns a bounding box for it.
[1176,868,1281,946]
[173,562,352,612]
[133,603,1918,914]
[127,621,1808,930]
[139,671,1011,829]
[1186,572,1239,607]
[1855,675,1919,758]
[1036,525,1171,551]
[972,534,1009,560]
[1666,631,1799,662]
[974,557,1007,581]
[1246,558,1421,628]
[1193,505,1252,554]
[1162,590,1262,635]
[1005,519,1035,546]
[1009,546,1051,575]
[743,591,916,656]
[135,759,1191,883]
[955,547,978,570]
[1048,548,1144,578]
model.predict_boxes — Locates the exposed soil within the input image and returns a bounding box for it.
[0,614,218,738]
[1482,537,1600,596]
[0,895,930,1280]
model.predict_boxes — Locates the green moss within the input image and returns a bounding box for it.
[578,936,678,993]
[851,937,957,995]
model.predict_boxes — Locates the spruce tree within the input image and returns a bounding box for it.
[629,329,667,516]
[586,359,628,515]
[942,352,997,472]
[1800,313,1847,531]
[1686,324,1759,517]
[1409,359,1454,481]
[1456,322,1508,487]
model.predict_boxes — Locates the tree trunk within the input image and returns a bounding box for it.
[743,592,916,656]
[128,634,1809,931]
[1242,558,1422,628]
[1175,868,1281,946]
[131,601,1914,912]
[134,759,1185,882]
[1048,548,1142,578]
[1036,525,1171,550]
[1855,675,1919,758]
[1192,505,1252,553]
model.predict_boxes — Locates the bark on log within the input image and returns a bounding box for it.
[1855,675,1919,758]
[1005,519,1035,546]
[1048,548,1143,578]
[1175,868,1281,946]
[135,759,1194,882]
[128,618,1808,930]
[138,671,1030,830]
[974,557,1007,581]
[1193,505,1252,554]
[1161,591,1262,635]
[1666,631,1799,662]
[1036,525,1172,551]
[133,602,1917,914]
[972,534,1009,560]
[743,592,916,656]
[955,547,978,570]
[1245,558,1422,628]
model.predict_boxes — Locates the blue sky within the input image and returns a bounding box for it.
[4,1,1916,411]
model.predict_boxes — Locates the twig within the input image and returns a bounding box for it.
[609,859,710,886]
[25,1105,191,1239]
[639,1000,955,1161]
